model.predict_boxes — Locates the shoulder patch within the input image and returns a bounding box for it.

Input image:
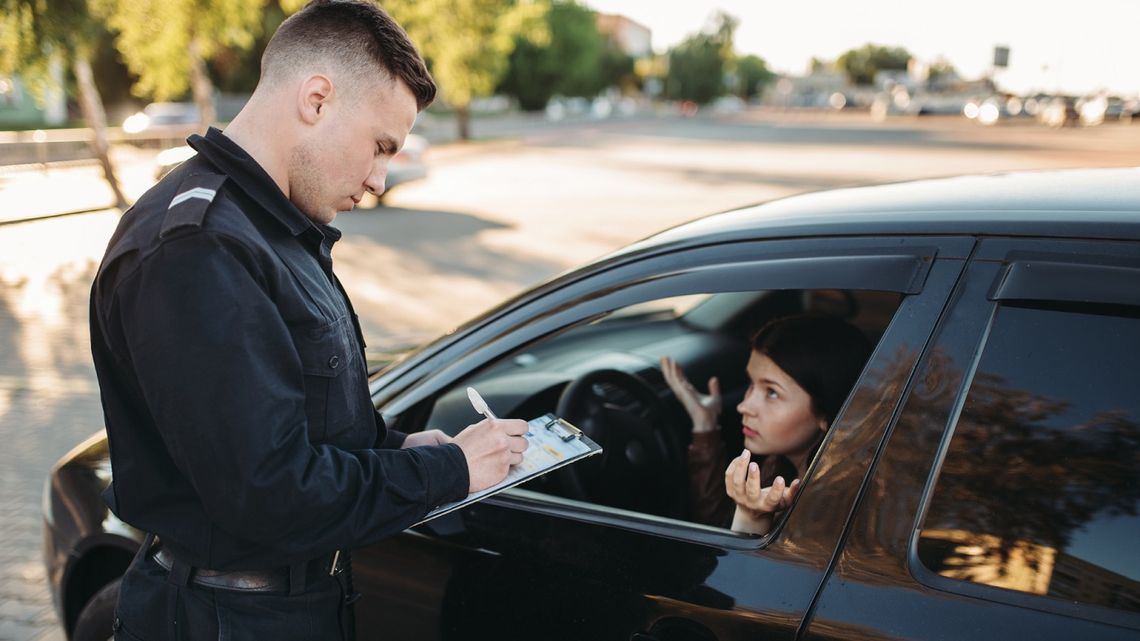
[160,173,228,238]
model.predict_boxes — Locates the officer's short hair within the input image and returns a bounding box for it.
[261,0,436,110]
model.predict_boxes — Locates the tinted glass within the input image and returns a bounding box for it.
[919,303,1140,613]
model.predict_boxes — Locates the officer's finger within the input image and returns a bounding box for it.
[495,418,530,436]
[509,451,524,466]
[508,434,529,453]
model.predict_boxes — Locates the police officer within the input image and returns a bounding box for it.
[89,2,530,639]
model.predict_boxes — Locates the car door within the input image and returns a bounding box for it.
[355,235,973,641]
[802,237,1140,640]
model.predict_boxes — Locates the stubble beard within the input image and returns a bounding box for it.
[287,141,334,225]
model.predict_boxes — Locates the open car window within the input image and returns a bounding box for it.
[420,286,903,533]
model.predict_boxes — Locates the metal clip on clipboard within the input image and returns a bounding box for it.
[543,416,583,442]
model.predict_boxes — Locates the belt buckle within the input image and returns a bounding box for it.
[329,550,343,577]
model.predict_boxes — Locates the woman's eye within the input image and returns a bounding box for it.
[766,388,778,400]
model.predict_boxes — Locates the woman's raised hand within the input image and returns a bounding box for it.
[660,356,722,433]
[724,448,801,518]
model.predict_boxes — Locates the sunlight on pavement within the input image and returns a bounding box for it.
[0,211,120,399]
[0,147,158,224]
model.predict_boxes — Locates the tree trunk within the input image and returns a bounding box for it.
[73,53,129,211]
[456,105,471,141]
[188,37,217,133]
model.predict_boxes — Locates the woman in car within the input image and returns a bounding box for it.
[661,313,872,534]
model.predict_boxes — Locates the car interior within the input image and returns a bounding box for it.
[396,288,903,530]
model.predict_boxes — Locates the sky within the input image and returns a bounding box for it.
[583,0,1140,96]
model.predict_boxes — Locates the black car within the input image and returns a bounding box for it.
[44,168,1140,641]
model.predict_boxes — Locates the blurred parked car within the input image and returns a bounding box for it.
[153,133,430,201]
[44,169,1140,641]
[121,102,200,134]
[1078,95,1139,126]
[1038,96,1080,128]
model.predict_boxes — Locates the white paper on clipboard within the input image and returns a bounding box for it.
[416,413,602,525]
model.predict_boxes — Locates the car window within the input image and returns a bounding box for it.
[917,302,1140,614]
[429,287,902,533]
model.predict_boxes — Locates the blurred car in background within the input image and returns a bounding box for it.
[154,133,430,202]
[381,132,428,200]
[1078,95,1140,127]
[1038,96,1080,128]
[121,102,200,134]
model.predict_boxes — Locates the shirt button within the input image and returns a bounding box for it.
[328,355,340,369]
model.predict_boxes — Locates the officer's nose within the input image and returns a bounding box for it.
[365,161,387,196]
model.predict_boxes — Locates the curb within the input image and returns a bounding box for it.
[0,205,119,227]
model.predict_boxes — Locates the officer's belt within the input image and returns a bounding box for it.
[152,545,346,593]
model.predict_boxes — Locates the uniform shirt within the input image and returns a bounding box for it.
[90,127,469,570]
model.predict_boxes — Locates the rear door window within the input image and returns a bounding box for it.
[918,301,1140,613]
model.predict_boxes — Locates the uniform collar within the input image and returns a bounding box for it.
[187,127,314,238]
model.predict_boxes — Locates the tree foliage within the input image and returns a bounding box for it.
[835,43,911,86]
[1,0,102,88]
[664,11,737,105]
[735,54,772,101]
[499,0,630,111]
[94,0,262,102]
[385,0,547,138]
[1,0,128,207]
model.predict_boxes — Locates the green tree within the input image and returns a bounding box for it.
[835,43,911,86]
[598,39,636,95]
[94,0,263,130]
[809,56,831,74]
[386,0,547,140]
[735,54,772,101]
[1,0,129,208]
[500,0,629,112]
[664,11,737,105]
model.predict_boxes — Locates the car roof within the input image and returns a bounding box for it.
[623,168,1140,255]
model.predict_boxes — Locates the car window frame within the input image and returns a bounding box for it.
[909,237,1140,631]
[376,237,958,411]
[374,235,973,548]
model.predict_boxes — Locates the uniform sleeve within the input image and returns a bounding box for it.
[377,419,409,449]
[113,231,468,555]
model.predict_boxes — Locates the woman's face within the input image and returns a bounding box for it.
[736,350,827,458]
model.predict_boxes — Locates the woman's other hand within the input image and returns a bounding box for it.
[661,356,722,433]
[724,448,801,518]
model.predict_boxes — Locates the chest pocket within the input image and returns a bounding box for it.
[292,315,369,445]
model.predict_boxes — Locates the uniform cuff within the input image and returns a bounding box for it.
[379,428,408,449]
[421,443,470,508]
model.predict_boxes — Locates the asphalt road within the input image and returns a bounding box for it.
[1,109,1138,640]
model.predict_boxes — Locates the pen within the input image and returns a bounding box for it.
[466,386,497,420]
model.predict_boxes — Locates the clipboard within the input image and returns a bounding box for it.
[416,413,602,525]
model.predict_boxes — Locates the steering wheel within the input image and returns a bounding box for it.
[554,369,688,519]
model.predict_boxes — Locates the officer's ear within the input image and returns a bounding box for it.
[298,74,334,125]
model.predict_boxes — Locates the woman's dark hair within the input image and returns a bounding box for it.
[751,313,873,424]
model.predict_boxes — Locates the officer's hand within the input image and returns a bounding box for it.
[401,429,451,448]
[452,418,530,493]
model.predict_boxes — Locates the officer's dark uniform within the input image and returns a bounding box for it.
[90,128,469,640]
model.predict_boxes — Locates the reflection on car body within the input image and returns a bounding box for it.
[44,168,1140,640]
